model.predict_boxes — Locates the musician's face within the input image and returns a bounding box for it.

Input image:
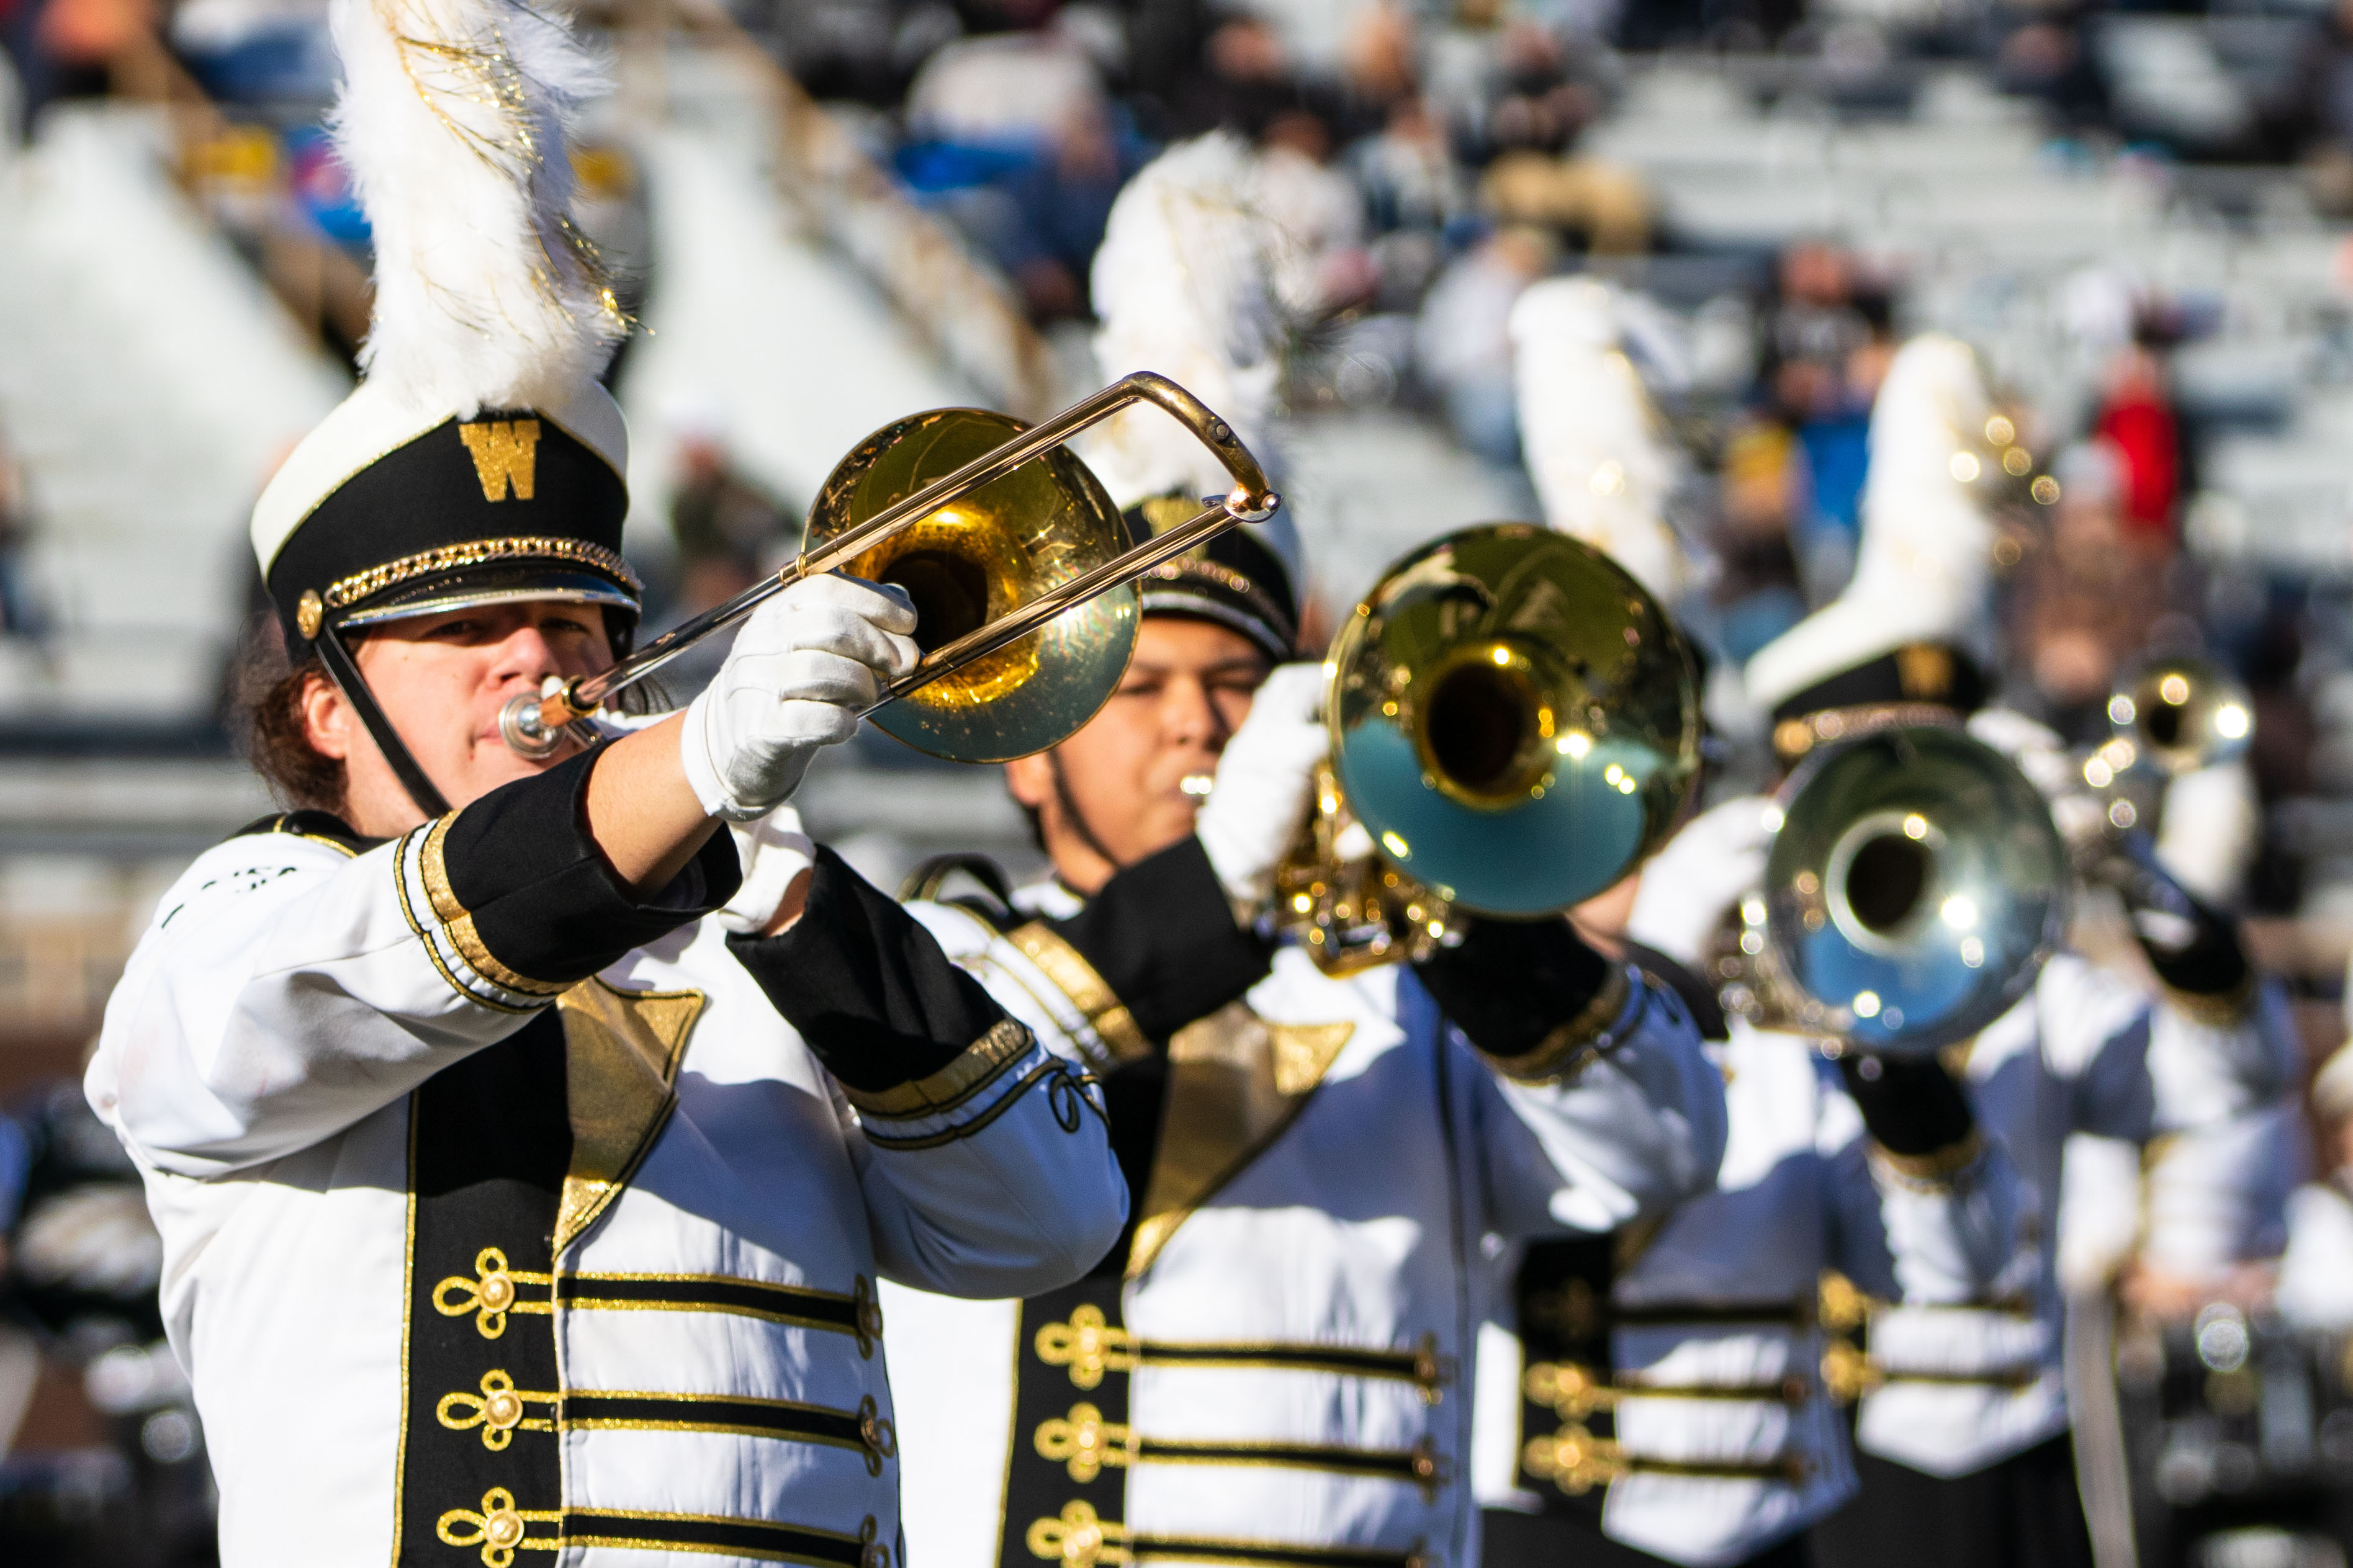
[304,600,616,834]
[1007,616,1269,894]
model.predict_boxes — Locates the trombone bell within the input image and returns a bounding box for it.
[1327,525,1701,918]
[803,408,1138,764]
[2110,656,2254,777]
[1766,724,2067,1055]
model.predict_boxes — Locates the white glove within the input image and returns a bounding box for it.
[1624,794,1776,966]
[716,807,818,936]
[680,574,919,822]
[1966,706,2105,852]
[1194,662,1330,903]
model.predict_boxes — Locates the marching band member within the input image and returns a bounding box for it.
[1473,291,2022,1568]
[83,3,1123,1562]
[876,135,1729,1568]
[1711,336,2295,1568]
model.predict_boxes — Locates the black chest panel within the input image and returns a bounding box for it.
[1514,1234,1616,1520]
[397,1012,572,1566]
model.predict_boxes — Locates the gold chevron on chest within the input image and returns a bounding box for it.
[1129,1004,1354,1278]
[553,978,707,1253]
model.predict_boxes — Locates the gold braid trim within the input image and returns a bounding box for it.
[324,535,641,611]
[1009,922,1154,1065]
[1868,1128,1987,1193]
[843,1018,1038,1119]
[420,813,569,998]
[2158,969,2258,1028]
[1478,964,1634,1084]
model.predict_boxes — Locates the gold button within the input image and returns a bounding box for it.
[479,1274,516,1313]
[484,1392,522,1427]
[484,1508,525,1550]
[295,589,324,641]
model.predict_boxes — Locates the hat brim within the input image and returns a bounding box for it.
[336,565,641,631]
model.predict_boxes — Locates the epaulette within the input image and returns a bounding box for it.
[227,810,382,858]
[897,852,1017,933]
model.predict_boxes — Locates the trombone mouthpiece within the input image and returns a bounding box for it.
[1180,774,1215,799]
[498,679,577,759]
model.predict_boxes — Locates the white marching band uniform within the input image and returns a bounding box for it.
[882,876,1728,1568]
[1473,1000,2023,1566]
[89,797,1124,1566]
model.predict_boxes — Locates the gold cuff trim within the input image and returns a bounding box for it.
[420,813,568,998]
[843,1018,1036,1119]
[1480,964,1634,1083]
[2159,970,2257,1028]
[1010,921,1154,1066]
[324,535,641,612]
[1869,1128,1986,1191]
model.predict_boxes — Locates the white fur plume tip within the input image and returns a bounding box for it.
[330,0,622,414]
[1085,132,1302,509]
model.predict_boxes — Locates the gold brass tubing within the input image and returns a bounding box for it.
[508,372,1275,751]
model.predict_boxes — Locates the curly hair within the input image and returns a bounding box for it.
[229,616,346,813]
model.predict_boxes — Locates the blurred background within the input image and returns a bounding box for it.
[5,0,2353,1560]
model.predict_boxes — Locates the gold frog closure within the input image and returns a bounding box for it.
[1033,1402,1136,1483]
[436,1370,559,1450]
[436,1487,562,1568]
[433,1248,553,1340]
[1034,1305,1137,1390]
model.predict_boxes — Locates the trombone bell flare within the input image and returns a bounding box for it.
[1765,724,2067,1056]
[805,408,1137,764]
[1326,524,1701,918]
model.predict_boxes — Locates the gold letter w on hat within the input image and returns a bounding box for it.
[459,419,541,501]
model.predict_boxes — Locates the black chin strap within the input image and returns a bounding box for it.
[314,626,453,820]
[1046,748,1125,876]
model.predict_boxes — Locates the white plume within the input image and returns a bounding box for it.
[1085,132,1301,509]
[1510,276,1689,603]
[1746,333,1997,710]
[330,0,623,414]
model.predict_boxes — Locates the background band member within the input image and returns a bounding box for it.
[1639,335,2295,1568]
[83,1,1124,1561]
[874,133,1730,1568]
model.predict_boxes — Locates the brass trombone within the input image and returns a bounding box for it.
[1274,524,1703,975]
[498,372,1279,763]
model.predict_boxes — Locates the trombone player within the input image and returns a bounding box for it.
[876,135,1729,1568]
[84,2,1126,1561]
[1632,334,2296,1568]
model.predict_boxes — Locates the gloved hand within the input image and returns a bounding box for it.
[1624,794,1775,967]
[1965,706,2106,855]
[1194,662,1330,903]
[716,807,819,936]
[679,574,919,822]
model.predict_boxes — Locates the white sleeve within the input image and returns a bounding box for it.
[89,830,546,1179]
[1821,1070,2022,1306]
[1465,969,1730,1235]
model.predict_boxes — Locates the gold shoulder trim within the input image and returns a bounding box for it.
[844,1018,1037,1119]
[420,812,568,998]
[1869,1128,1986,1191]
[1008,921,1153,1065]
[1479,964,1634,1083]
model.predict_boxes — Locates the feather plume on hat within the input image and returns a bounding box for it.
[1510,277,1689,604]
[328,0,624,416]
[1084,132,1301,513]
[1745,333,1997,712]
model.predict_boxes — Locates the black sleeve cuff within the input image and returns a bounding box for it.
[1837,1055,1976,1158]
[1040,835,1272,1048]
[1412,917,1614,1070]
[432,741,740,988]
[729,844,1012,1095]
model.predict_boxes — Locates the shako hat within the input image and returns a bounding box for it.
[253,0,633,813]
[1745,333,2000,766]
[1086,132,1306,661]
